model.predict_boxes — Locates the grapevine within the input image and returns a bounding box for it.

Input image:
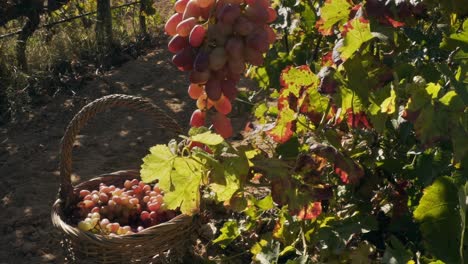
[165,0,277,138]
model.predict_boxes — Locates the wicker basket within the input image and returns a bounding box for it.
[51,94,194,263]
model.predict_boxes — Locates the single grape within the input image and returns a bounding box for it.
[148,202,161,212]
[245,47,264,66]
[209,48,227,71]
[267,7,277,23]
[172,47,195,71]
[189,25,206,48]
[168,35,189,54]
[225,37,244,59]
[233,16,253,36]
[140,211,150,221]
[165,13,183,36]
[265,25,276,44]
[218,4,241,24]
[188,83,204,99]
[190,109,206,127]
[183,0,202,20]
[212,113,233,138]
[205,78,222,101]
[246,29,269,53]
[196,93,214,110]
[197,0,215,8]
[174,0,189,13]
[221,79,238,101]
[228,58,245,74]
[79,190,90,198]
[214,96,232,115]
[190,70,211,84]
[176,17,198,37]
[245,5,269,24]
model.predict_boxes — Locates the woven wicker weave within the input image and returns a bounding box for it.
[51,94,194,263]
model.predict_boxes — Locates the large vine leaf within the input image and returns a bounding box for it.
[267,107,295,143]
[338,18,374,61]
[413,176,464,263]
[141,145,204,215]
[141,145,176,183]
[316,0,354,36]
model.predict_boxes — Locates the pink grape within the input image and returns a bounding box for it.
[189,70,211,84]
[168,35,189,54]
[205,79,223,101]
[165,13,183,36]
[221,79,238,100]
[188,83,204,99]
[245,5,269,24]
[148,202,161,212]
[212,113,233,138]
[80,190,90,198]
[190,109,206,127]
[172,47,195,71]
[218,4,241,24]
[209,48,227,71]
[197,0,214,8]
[183,0,201,20]
[174,0,189,13]
[194,51,210,72]
[214,96,232,115]
[189,25,206,47]
[234,16,253,36]
[267,7,277,23]
[176,17,197,37]
[225,37,244,59]
[245,47,264,66]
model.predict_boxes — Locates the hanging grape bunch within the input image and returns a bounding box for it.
[165,0,277,138]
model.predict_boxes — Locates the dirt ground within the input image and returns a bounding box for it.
[0,41,254,263]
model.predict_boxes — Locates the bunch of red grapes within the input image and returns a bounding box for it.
[74,179,175,236]
[165,0,277,138]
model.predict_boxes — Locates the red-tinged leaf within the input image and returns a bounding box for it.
[297,202,322,220]
[321,51,334,66]
[338,18,374,61]
[316,0,354,36]
[310,143,364,184]
[346,109,372,129]
[383,15,405,27]
[266,110,295,143]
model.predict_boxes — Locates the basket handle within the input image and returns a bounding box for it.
[59,94,183,206]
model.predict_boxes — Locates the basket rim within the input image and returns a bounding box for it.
[51,169,194,246]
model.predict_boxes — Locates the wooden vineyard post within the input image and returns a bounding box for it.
[139,0,149,39]
[96,0,113,65]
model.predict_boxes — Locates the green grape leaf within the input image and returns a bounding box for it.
[162,157,204,215]
[190,131,224,146]
[208,147,249,202]
[316,0,354,36]
[213,220,241,249]
[380,88,396,114]
[414,176,463,263]
[140,145,176,183]
[256,194,274,210]
[425,83,441,99]
[141,145,204,215]
[338,18,374,61]
[280,65,319,98]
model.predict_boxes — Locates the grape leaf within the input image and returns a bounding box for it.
[208,147,249,202]
[380,88,396,114]
[414,176,463,263]
[267,107,295,143]
[190,131,224,146]
[316,0,354,36]
[140,145,176,183]
[141,145,204,215]
[212,220,240,249]
[279,65,319,98]
[338,18,374,61]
